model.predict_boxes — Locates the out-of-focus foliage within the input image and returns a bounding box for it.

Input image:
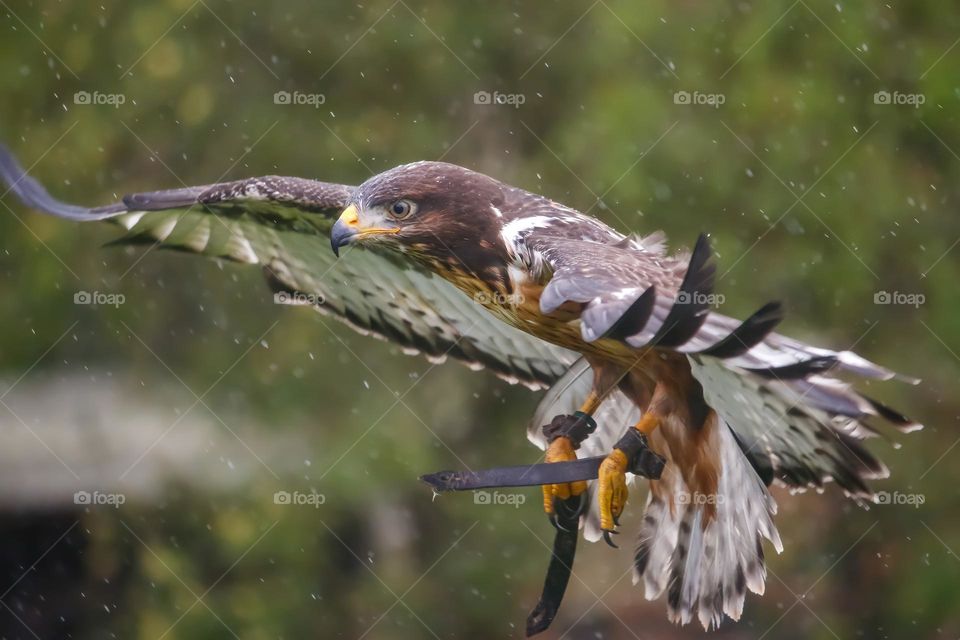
[0,1,957,638]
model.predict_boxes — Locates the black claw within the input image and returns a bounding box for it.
[550,494,585,533]
[602,530,620,548]
[553,514,575,533]
[569,492,587,519]
[548,511,561,531]
[550,500,574,532]
[613,513,620,527]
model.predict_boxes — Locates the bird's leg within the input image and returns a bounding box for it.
[597,412,666,547]
[540,391,602,523]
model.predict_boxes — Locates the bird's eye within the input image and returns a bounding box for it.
[388,199,416,220]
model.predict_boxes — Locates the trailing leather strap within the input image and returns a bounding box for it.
[525,495,580,637]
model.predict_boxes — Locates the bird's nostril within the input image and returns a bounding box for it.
[338,203,360,226]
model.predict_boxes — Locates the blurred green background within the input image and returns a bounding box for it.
[0,1,958,638]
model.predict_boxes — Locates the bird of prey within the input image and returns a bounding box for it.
[0,144,920,630]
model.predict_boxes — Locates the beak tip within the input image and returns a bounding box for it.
[330,218,354,257]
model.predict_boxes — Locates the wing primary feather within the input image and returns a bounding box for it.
[745,355,838,379]
[0,144,126,220]
[696,302,784,359]
[647,233,716,348]
[602,286,657,341]
[730,427,775,486]
[861,395,924,433]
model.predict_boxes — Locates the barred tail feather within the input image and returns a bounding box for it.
[635,418,781,630]
[634,469,683,600]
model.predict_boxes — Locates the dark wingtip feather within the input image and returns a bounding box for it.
[834,430,890,480]
[0,143,126,220]
[746,355,839,379]
[698,301,784,359]
[692,232,711,260]
[731,428,775,486]
[603,286,657,341]
[650,234,716,348]
[863,396,924,433]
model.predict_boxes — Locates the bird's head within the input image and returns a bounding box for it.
[330,161,511,276]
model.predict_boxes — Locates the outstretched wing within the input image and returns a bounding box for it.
[0,145,576,388]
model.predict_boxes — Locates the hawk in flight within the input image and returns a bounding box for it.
[0,144,920,629]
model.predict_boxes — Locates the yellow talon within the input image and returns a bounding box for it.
[542,436,587,515]
[598,448,629,534]
[596,412,663,545]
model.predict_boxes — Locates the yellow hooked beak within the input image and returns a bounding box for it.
[329,204,400,256]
